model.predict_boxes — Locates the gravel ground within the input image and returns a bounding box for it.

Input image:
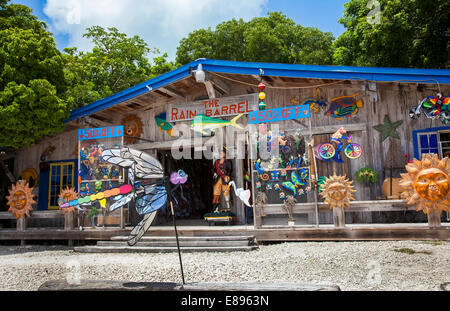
[0,240,449,291]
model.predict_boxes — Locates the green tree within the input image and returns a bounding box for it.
[176,12,335,65]
[64,26,175,109]
[334,0,450,68]
[0,0,69,148]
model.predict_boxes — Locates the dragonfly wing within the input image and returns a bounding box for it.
[127,211,157,246]
[120,147,164,179]
[101,149,134,168]
[109,193,134,212]
[135,185,167,215]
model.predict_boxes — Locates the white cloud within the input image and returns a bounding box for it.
[43,0,268,61]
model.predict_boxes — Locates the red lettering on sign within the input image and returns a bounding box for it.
[230,104,237,114]
[215,100,219,107]
[222,105,229,115]
[188,110,196,119]
[206,109,212,116]
[236,102,244,114]
[214,109,220,116]
[179,110,185,120]
[171,108,179,121]
[204,101,209,108]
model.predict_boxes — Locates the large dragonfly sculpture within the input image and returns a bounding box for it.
[60,147,186,246]
[101,147,187,246]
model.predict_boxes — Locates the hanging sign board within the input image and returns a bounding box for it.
[167,93,258,122]
[248,104,311,124]
[78,126,124,141]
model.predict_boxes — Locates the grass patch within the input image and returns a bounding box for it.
[419,240,444,246]
[393,248,432,255]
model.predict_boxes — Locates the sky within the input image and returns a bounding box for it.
[10,0,348,62]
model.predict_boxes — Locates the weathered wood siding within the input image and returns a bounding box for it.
[12,75,450,226]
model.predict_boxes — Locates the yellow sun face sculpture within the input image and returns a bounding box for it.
[6,180,35,219]
[400,154,450,215]
[58,187,78,214]
[320,174,356,209]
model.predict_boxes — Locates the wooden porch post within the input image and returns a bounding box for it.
[65,211,75,247]
[333,207,346,228]
[427,211,441,228]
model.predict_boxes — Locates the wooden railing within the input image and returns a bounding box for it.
[258,200,443,228]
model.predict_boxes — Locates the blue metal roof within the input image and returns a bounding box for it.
[67,59,450,123]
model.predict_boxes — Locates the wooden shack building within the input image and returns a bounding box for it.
[1,59,450,242]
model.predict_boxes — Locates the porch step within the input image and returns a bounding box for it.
[74,235,259,253]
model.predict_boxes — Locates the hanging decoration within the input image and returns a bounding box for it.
[301,88,328,113]
[6,180,35,219]
[258,83,266,110]
[314,127,363,163]
[319,174,356,209]
[399,154,450,215]
[227,181,252,207]
[58,187,79,214]
[40,145,56,162]
[121,115,143,144]
[155,113,175,137]
[409,93,450,124]
[325,92,363,120]
[373,115,403,142]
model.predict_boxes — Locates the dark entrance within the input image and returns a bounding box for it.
[157,149,214,224]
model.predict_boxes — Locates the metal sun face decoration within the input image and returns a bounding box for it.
[6,180,36,219]
[400,154,450,215]
[319,174,356,209]
[58,187,78,214]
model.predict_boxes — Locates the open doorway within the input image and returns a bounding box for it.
[155,149,214,226]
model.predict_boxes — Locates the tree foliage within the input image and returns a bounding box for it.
[176,12,335,65]
[0,0,69,149]
[63,26,175,109]
[333,0,450,68]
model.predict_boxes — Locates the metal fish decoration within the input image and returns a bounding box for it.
[191,114,243,135]
[325,92,363,121]
[155,113,175,137]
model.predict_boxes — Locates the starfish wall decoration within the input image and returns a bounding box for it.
[373,114,403,142]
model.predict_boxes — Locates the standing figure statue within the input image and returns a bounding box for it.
[212,149,232,212]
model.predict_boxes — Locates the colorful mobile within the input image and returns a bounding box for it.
[409,93,450,124]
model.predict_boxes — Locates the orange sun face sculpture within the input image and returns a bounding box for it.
[121,115,143,144]
[400,154,450,215]
[6,180,35,219]
[58,187,78,214]
[320,174,356,209]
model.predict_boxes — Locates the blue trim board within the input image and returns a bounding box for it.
[67,59,450,124]
[412,126,450,160]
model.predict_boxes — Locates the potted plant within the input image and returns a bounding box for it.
[355,166,379,186]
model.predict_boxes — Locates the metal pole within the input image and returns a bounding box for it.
[170,200,185,285]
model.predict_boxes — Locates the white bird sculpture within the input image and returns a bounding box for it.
[228,181,252,207]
